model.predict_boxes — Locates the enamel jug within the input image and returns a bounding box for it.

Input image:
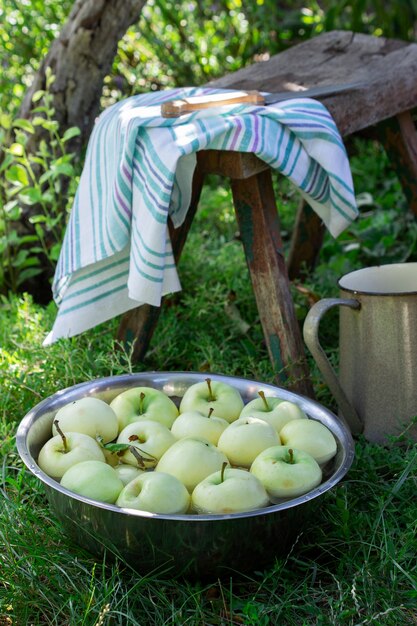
[303,263,417,443]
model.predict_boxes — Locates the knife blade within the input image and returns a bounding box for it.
[161,82,363,118]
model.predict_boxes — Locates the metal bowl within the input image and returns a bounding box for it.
[16,371,354,579]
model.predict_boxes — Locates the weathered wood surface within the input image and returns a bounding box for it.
[208,30,417,137]
[230,167,314,396]
[196,150,268,179]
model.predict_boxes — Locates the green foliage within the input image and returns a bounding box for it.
[106,0,313,99]
[0,0,73,113]
[315,0,417,40]
[316,139,417,280]
[0,70,80,294]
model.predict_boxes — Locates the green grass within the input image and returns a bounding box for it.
[1,139,417,625]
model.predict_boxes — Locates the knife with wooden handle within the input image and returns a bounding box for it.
[161,82,363,118]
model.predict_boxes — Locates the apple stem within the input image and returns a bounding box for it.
[53,419,68,452]
[220,461,228,483]
[205,378,216,402]
[128,434,146,444]
[129,446,146,469]
[287,448,295,464]
[258,390,270,411]
[138,392,146,415]
[128,445,157,469]
[208,408,214,419]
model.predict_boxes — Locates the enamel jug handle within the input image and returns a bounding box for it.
[303,298,363,434]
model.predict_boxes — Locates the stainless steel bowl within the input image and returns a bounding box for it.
[16,371,355,579]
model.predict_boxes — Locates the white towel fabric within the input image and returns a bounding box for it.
[44,87,358,345]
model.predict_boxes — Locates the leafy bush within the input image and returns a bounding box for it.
[0,0,72,113]
[106,0,312,99]
[0,70,80,294]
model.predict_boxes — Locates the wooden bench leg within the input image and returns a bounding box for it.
[231,169,314,397]
[374,111,417,216]
[116,166,206,361]
[287,198,325,280]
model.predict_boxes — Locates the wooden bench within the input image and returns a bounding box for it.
[117,30,417,397]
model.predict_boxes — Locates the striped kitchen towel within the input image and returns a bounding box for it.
[44,87,358,345]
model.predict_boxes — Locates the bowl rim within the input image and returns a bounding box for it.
[16,370,355,522]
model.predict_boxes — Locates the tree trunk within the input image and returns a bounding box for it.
[15,0,146,302]
[19,0,146,151]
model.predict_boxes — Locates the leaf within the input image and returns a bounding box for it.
[13,119,35,134]
[45,67,55,88]
[13,249,30,267]
[50,243,63,261]
[15,234,39,245]
[38,140,51,157]
[16,267,43,286]
[29,156,46,166]
[34,223,45,238]
[31,106,49,114]
[62,127,81,142]
[54,153,75,164]
[0,113,12,129]
[18,187,43,205]
[40,120,59,132]
[31,90,45,103]
[13,130,29,148]
[39,170,54,185]
[28,214,48,224]
[0,153,14,173]
[3,201,22,220]
[32,116,49,127]
[8,143,24,156]
[50,162,75,177]
[103,443,131,453]
[3,229,20,246]
[5,164,29,187]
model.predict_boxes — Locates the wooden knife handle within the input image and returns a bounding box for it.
[161,90,265,117]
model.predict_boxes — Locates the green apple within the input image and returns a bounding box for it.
[179,378,244,423]
[217,416,280,468]
[191,464,270,514]
[170,408,228,445]
[110,387,179,431]
[114,464,144,486]
[240,391,307,434]
[102,446,121,467]
[156,437,229,492]
[117,419,176,468]
[52,397,118,444]
[37,427,106,479]
[116,471,190,514]
[250,446,322,500]
[279,419,337,465]
[60,459,124,503]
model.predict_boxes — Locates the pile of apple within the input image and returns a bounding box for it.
[37,378,337,516]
